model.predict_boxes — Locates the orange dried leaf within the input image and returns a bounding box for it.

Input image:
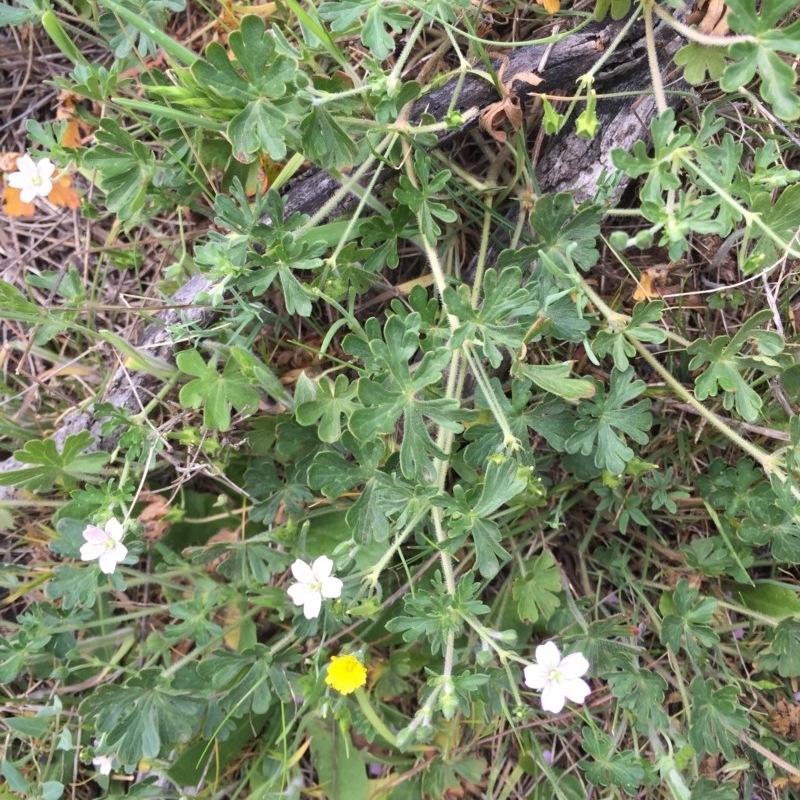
[632,268,669,302]
[61,119,83,148]
[2,185,36,217]
[535,0,560,13]
[48,173,81,209]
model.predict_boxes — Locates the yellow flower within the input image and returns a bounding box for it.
[325,654,367,695]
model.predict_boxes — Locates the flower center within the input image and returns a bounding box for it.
[548,668,563,683]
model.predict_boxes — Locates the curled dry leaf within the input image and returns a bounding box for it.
[479,58,543,143]
[692,0,730,36]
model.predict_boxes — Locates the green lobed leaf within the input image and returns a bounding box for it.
[512,551,562,624]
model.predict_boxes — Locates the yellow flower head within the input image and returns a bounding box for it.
[325,654,367,695]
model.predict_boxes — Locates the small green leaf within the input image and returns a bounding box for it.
[674,42,726,85]
[81,670,205,764]
[229,99,288,162]
[0,432,108,492]
[177,349,261,431]
[688,677,746,759]
[582,727,647,796]
[729,581,800,618]
[565,367,651,475]
[300,105,358,168]
[517,362,595,400]
[512,551,562,624]
[295,374,360,443]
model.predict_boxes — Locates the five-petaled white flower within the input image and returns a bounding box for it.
[286,556,343,619]
[80,518,128,575]
[92,753,114,776]
[523,641,591,714]
[7,154,56,203]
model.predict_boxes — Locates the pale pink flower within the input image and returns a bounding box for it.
[80,518,128,575]
[7,154,56,202]
[286,556,342,619]
[523,641,590,713]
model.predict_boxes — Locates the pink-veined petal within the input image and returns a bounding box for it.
[320,576,343,599]
[558,652,590,680]
[540,682,566,713]
[523,663,549,690]
[82,525,108,544]
[562,677,591,705]
[302,592,322,619]
[311,555,334,580]
[534,641,561,670]
[290,559,314,584]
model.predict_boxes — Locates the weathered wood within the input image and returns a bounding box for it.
[0,10,689,496]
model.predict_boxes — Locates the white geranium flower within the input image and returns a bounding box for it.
[7,154,56,203]
[286,556,343,619]
[523,641,591,714]
[80,518,128,575]
[92,753,114,775]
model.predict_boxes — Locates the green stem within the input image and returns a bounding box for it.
[296,133,395,234]
[649,2,757,47]
[355,688,398,747]
[628,337,780,475]
[681,158,800,258]
[642,1,668,115]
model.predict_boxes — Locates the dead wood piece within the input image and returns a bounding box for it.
[0,11,690,500]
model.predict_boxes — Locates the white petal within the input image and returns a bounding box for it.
[562,677,591,705]
[523,663,549,690]
[558,652,589,680]
[540,682,566,713]
[105,518,124,542]
[302,592,322,619]
[320,576,343,599]
[19,186,38,203]
[311,555,334,580]
[80,541,105,561]
[287,583,312,606]
[38,159,56,180]
[7,172,28,189]
[534,641,561,669]
[98,551,118,574]
[290,559,314,584]
[21,154,37,174]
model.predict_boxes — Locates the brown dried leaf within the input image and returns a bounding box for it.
[138,491,171,545]
[478,64,542,143]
